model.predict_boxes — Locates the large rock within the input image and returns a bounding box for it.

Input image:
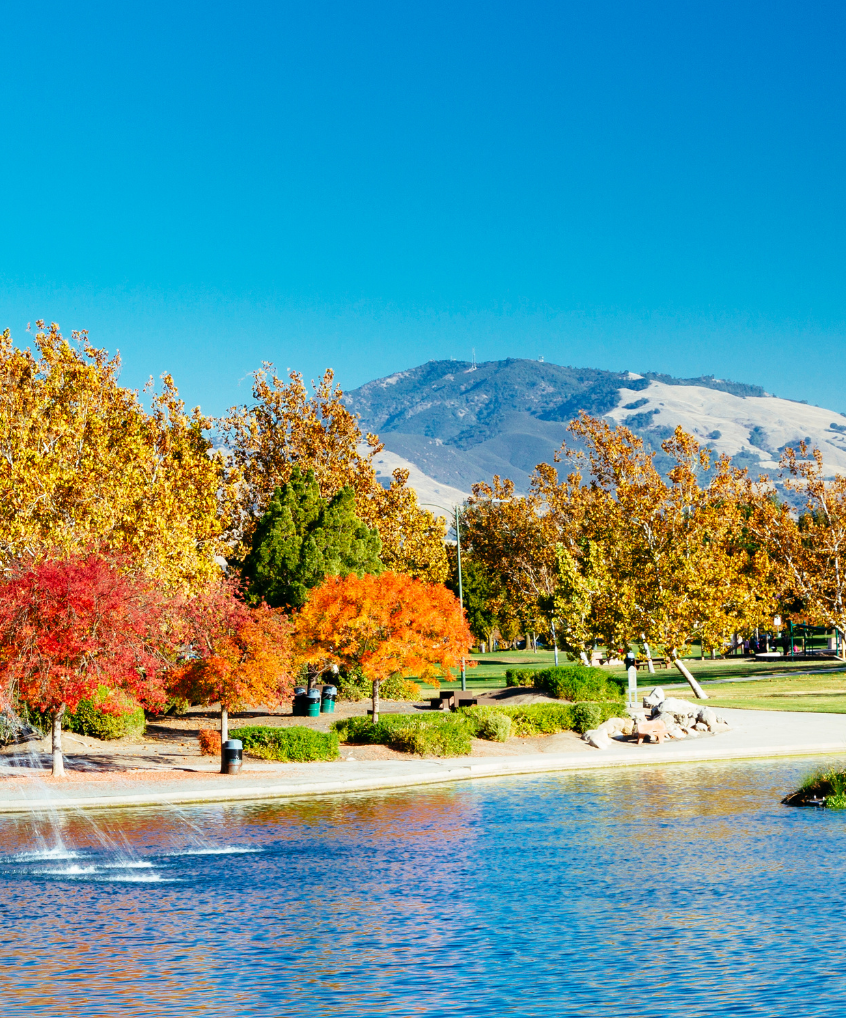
[655,697,699,719]
[642,687,665,708]
[583,729,613,749]
[697,707,718,729]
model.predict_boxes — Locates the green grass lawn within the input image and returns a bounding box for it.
[703,674,846,713]
[416,650,846,713]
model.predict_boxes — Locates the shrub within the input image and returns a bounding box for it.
[380,675,423,701]
[198,729,221,755]
[336,670,426,702]
[459,701,622,737]
[389,722,472,757]
[505,668,540,687]
[474,711,511,742]
[61,686,145,740]
[336,667,371,701]
[535,665,623,702]
[332,713,472,756]
[230,725,339,762]
[569,702,603,734]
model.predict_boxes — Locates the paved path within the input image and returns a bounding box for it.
[1,707,845,814]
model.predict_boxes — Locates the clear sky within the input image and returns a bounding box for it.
[2,0,844,415]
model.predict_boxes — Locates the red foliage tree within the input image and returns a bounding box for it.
[0,555,173,775]
[168,579,296,743]
[294,572,473,722]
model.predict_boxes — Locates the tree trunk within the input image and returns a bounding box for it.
[372,679,381,724]
[643,639,656,675]
[579,651,589,666]
[671,650,708,699]
[220,706,229,744]
[52,706,65,777]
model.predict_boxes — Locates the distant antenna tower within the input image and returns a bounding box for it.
[470,347,477,371]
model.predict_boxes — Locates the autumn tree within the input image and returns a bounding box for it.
[240,467,382,610]
[169,579,296,742]
[218,365,447,582]
[0,322,233,590]
[0,555,173,776]
[294,572,473,722]
[746,444,846,656]
[561,415,777,695]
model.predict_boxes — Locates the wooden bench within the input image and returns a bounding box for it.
[635,657,670,670]
[458,698,477,708]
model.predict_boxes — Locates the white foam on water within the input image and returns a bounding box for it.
[174,845,263,856]
[98,859,154,869]
[37,865,98,876]
[6,849,82,863]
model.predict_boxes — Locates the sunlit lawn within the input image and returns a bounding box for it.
[417,650,846,712]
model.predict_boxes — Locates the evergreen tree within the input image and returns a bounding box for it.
[241,467,382,609]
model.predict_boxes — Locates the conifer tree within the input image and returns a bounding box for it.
[240,467,383,610]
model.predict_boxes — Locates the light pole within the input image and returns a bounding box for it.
[421,502,468,690]
[420,498,510,693]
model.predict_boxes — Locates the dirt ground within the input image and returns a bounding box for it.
[0,688,590,774]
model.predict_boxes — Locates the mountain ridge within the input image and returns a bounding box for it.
[346,358,846,497]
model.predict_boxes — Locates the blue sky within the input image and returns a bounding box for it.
[1,0,844,414]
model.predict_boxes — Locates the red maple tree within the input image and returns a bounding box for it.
[0,555,173,775]
[168,578,296,743]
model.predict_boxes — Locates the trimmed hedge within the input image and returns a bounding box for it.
[230,725,339,762]
[333,700,626,755]
[459,701,624,736]
[506,665,625,702]
[333,714,473,757]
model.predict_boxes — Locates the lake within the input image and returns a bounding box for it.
[1,758,844,1017]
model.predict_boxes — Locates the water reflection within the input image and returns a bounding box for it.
[1,759,845,1016]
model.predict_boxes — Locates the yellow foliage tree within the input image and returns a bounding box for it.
[747,443,846,657]
[219,365,447,581]
[0,322,231,589]
[565,415,777,695]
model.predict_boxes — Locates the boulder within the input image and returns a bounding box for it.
[697,707,718,729]
[584,729,613,750]
[694,722,709,732]
[658,697,699,718]
[642,687,665,708]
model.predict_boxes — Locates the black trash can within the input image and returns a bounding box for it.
[292,686,308,716]
[221,739,243,775]
[306,688,321,717]
[321,685,337,714]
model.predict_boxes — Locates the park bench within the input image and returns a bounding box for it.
[635,657,670,670]
[458,698,477,708]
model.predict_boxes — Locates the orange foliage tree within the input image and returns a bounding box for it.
[169,579,296,742]
[294,572,473,722]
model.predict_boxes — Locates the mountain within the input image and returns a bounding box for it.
[346,358,846,499]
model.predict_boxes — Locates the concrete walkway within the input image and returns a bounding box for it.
[1,706,845,814]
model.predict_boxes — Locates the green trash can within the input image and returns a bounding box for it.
[306,689,321,717]
[321,685,337,713]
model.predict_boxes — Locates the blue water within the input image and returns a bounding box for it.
[1,758,845,1017]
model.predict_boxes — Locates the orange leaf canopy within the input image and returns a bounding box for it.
[294,572,472,684]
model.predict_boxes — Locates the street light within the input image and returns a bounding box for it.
[420,497,510,692]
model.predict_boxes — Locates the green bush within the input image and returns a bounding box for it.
[505,668,540,687]
[380,675,423,701]
[534,665,623,702]
[62,686,145,740]
[389,722,472,757]
[230,725,339,762]
[569,702,604,734]
[459,701,623,737]
[336,670,423,702]
[475,710,511,742]
[332,713,472,756]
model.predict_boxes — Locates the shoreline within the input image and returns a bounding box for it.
[2,705,846,813]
